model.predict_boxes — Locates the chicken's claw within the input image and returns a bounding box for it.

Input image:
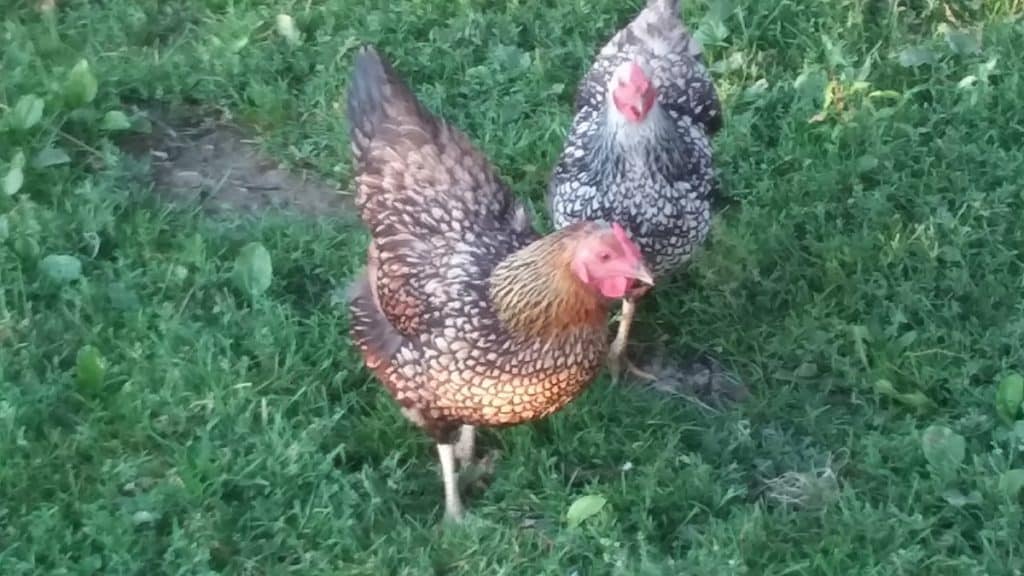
[607,348,658,385]
[607,297,652,385]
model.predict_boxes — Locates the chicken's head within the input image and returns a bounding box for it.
[610,60,656,123]
[571,222,654,299]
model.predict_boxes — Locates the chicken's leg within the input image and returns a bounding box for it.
[454,424,475,470]
[608,297,658,385]
[436,443,464,522]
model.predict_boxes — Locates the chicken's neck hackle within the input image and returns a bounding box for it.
[604,100,673,151]
[489,225,608,337]
[587,102,682,185]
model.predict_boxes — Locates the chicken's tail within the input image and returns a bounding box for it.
[346,46,387,161]
[346,45,433,164]
[344,44,530,243]
[633,0,721,133]
[646,0,680,16]
[633,0,701,60]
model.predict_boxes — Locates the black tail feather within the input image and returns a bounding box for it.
[346,45,435,164]
[646,0,680,16]
[346,45,390,160]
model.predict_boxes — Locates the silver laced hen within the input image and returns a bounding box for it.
[548,0,723,384]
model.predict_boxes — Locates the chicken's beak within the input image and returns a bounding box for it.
[626,264,654,299]
[632,263,655,288]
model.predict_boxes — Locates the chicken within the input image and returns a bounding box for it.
[547,0,723,384]
[345,46,654,522]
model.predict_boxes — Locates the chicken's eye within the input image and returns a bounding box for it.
[598,252,612,262]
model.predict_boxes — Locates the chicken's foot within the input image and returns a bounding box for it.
[436,443,464,522]
[608,298,658,384]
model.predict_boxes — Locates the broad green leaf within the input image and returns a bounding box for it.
[32,147,71,169]
[895,330,919,350]
[792,68,828,105]
[99,110,132,131]
[130,114,153,134]
[3,151,25,196]
[921,425,965,482]
[233,242,273,297]
[999,469,1024,499]
[132,510,158,525]
[275,14,302,46]
[897,46,936,67]
[855,155,879,173]
[566,494,606,527]
[230,36,249,53]
[1014,421,1024,442]
[874,379,897,395]
[958,75,978,89]
[849,81,871,94]
[740,78,769,102]
[14,236,40,259]
[995,373,1023,424]
[706,0,736,22]
[941,489,981,507]
[8,150,25,170]
[793,362,818,379]
[107,282,141,311]
[75,345,107,395]
[874,380,934,409]
[694,18,729,47]
[170,264,189,283]
[65,59,98,107]
[821,34,848,69]
[40,253,83,283]
[868,90,902,100]
[0,215,8,241]
[894,391,935,410]
[8,94,45,131]
[850,325,871,368]
[2,166,23,196]
[940,24,980,55]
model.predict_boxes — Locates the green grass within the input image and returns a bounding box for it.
[3,0,1024,573]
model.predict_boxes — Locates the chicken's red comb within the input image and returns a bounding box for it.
[611,222,643,261]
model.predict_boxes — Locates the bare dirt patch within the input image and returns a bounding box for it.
[118,106,352,216]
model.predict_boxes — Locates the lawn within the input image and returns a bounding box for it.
[2,0,1024,573]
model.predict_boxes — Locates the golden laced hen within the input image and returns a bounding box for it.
[345,46,654,521]
[548,0,723,385]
